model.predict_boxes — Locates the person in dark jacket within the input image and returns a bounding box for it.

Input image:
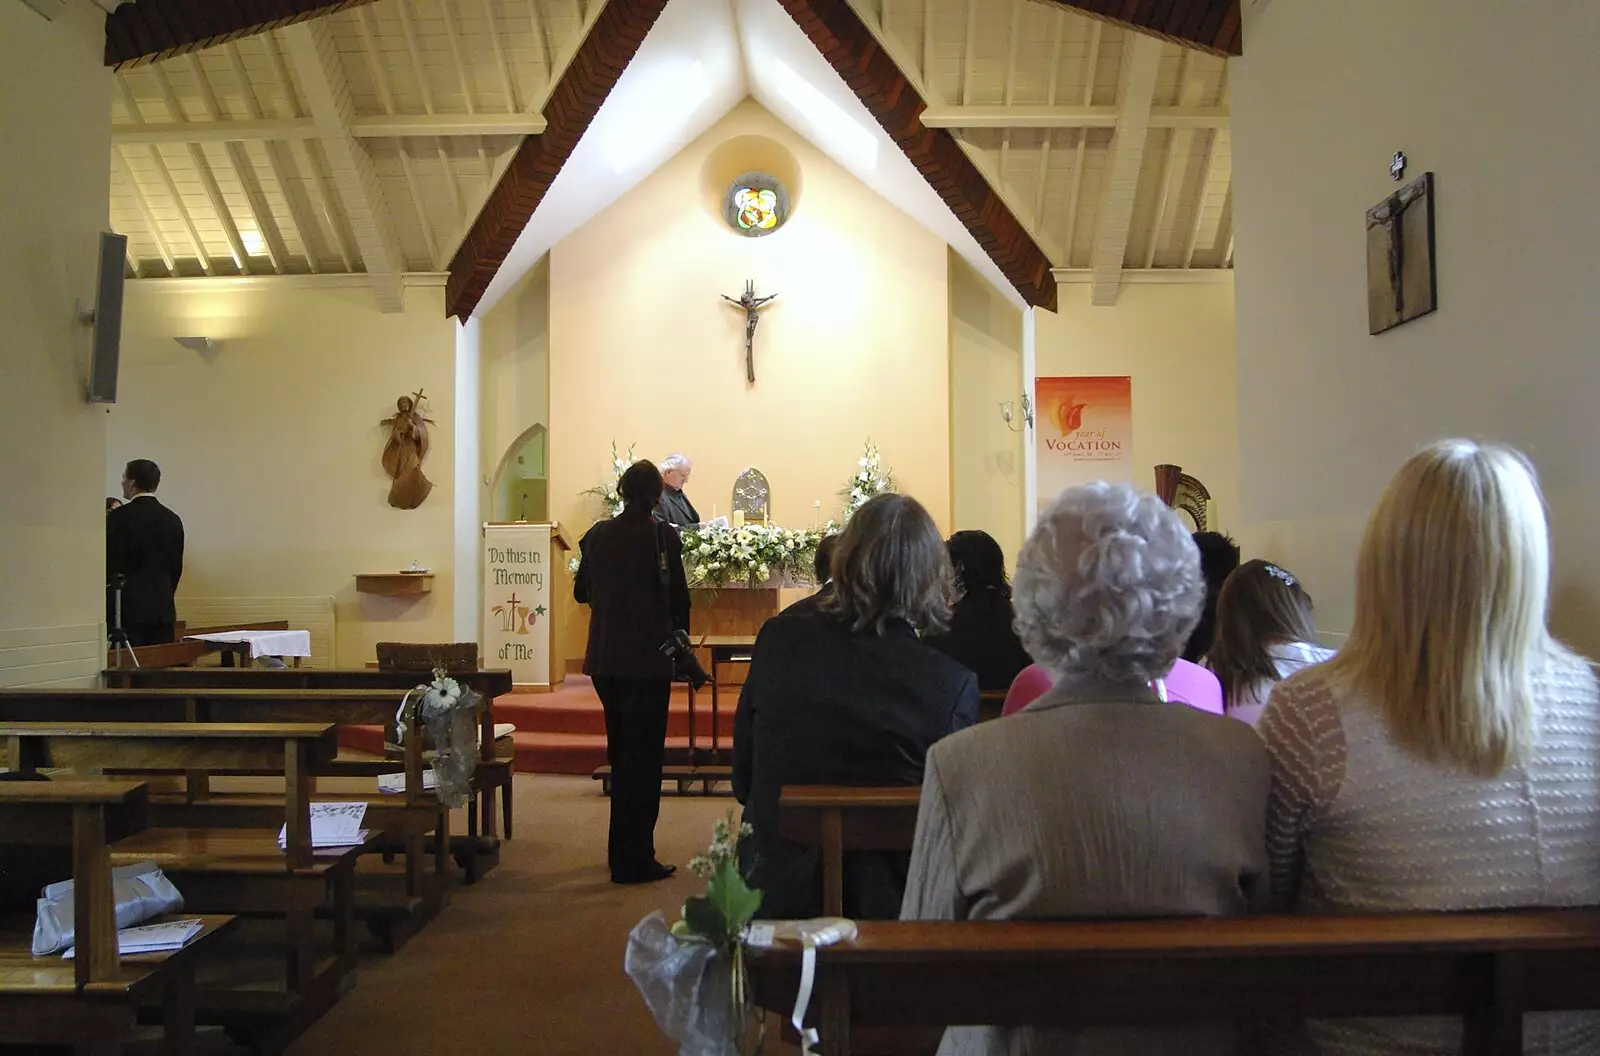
[733,493,980,919]
[574,460,691,884]
[106,459,185,646]
[655,453,699,528]
[925,530,1032,692]
[1181,531,1241,663]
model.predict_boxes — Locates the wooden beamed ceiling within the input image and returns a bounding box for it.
[779,0,1055,309]
[1041,0,1242,58]
[444,0,672,319]
[105,0,386,70]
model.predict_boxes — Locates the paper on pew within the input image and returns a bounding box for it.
[64,918,204,959]
[376,769,438,795]
[276,801,369,849]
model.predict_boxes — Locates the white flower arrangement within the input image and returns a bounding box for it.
[841,439,896,520]
[681,521,837,589]
[581,440,636,521]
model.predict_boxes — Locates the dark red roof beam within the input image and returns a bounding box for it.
[104,0,386,71]
[446,0,671,320]
[1039,0,1242,58]
[778,0,1057,311]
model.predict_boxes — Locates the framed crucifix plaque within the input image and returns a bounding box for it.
[1366,171,1437,335]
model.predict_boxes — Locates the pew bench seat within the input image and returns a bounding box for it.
[746,912,1600,1056]
[0,914,235,1055]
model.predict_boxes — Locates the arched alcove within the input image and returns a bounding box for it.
[490,423,549,522]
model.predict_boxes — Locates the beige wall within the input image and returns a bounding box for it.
[1035,283,1240,533]
[549,100,952,541]
[1231,0,1600,648]
[0,1,111,686]
[948,252,1024,563]
[108,282,459,666]
[480,257,551,521]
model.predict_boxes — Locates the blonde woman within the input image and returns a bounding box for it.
[1261,440,1600,1055]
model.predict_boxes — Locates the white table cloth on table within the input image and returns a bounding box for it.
[184,629,312,658]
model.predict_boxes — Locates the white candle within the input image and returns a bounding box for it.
[813,500,821,527]
[733,509,745,529]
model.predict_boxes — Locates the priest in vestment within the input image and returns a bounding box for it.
[656,453,699,527]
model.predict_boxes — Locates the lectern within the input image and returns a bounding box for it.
[481,522,575,690]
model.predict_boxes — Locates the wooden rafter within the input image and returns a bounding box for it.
[779,0,1056,309]
[445,0,672,319]
[1035,0,1242,58]
[105,0,387,71]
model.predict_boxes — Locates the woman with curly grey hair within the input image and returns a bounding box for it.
[902,482,1269,1056]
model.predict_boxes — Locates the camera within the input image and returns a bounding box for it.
[659,629,711,690]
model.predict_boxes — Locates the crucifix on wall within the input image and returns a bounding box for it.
[721,279,778,384]
[1365,171,1437,335]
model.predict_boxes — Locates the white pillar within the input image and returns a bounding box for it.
[453,317,482,643]
[1022,306,1038,534]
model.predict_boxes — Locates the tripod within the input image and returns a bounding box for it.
[108,573,140,670]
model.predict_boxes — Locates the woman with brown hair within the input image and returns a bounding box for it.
[1205,559,1333,726]
[733,493,979,919]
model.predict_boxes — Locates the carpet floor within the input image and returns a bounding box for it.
[284,774,736,1056]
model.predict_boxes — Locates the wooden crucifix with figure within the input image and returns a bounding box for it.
[1366,171,1437,335]
[721,280,778,384]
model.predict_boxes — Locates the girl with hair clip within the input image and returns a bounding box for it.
[1206,559,1334,727]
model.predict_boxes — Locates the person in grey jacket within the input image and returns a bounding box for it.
[901,482,1269,1056]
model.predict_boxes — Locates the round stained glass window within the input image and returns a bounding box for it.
[723,172,789,237]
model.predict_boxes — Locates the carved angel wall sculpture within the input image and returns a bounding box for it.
[381,390,434,509]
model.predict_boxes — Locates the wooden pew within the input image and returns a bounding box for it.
[0,687,451,949]
[0,722,357,1043]
[0,779,234,1055]
[778,786,922,917]
[977,689,1007,723]
[746,912,1600,1056]
[101,667,516,861]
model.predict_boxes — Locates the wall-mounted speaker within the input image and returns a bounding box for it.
[87,231,128,404]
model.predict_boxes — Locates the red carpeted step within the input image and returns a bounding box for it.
[511,732,722,776]
[495,697,737,739]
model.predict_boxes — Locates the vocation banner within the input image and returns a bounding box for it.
[482,523,552,687]
[1035,376,1133,511]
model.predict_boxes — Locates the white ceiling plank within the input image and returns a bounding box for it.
[438,0,479,115]
[226,41,313,273]
[294,138,359,272]
[1088,33,1161,306]
[525,0,551,89]
[148,144,215,276]
[356,6,397,116]
[1060,20,1100,269]
[282,20,407,310]
[398,144,441,270]
[1182,131,1219,268]
[917,104,1227,130]
[1053,268,1232,285]
[960,0,976,105]
[111,113,547,145]
[482,0,520,111]
[397,0,438,115]
[113,147,177,276]
[1032,8,1065,236]
[172,61,253,274]
[438,142,465,223]
[1144,130,1179,268]
[920,0,932,86]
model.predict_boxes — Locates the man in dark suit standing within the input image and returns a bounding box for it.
[106,459,185,646]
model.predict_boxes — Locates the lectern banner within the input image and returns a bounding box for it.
[482,524,552,686]
[1035,376,1133,511]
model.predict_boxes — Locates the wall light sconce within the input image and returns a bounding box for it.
[173,337,217,352]
[1000,393,1034,433]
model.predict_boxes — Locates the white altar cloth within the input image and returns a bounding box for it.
[184,629,312,659]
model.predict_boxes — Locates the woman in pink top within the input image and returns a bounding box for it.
[1002,656,1223,716]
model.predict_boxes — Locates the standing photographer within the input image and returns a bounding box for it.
[574,460,692,884]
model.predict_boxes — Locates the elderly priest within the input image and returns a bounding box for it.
[655,453,699,528]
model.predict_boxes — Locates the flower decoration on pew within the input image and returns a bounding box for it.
[840,439,895,520]
[626,809,766,1054]
[681,522,836,590]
